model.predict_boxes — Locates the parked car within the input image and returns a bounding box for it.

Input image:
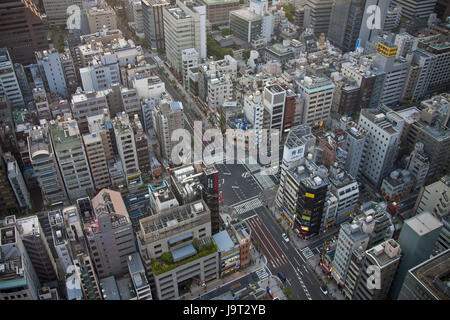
[278,271,286,282]
[282,233,289,242]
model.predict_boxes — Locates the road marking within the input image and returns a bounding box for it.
[232,197,263,215]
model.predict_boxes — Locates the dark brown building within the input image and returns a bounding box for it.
[0,0,49,64]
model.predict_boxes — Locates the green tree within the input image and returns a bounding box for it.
[161,252,173,264]
[192,237,200,251]
[207,36,233,60]
[243,49,251,62]
[221,28,231,37]
[282,3,295,23]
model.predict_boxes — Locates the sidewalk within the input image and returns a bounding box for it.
[308,255,345,300]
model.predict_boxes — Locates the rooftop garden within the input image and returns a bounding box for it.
[151,239,218,276]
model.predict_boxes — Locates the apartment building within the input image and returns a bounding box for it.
[49,118,95,200]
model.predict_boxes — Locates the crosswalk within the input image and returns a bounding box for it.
[232,197,263,215]
[255,268,270,282]
[300,247,315,260]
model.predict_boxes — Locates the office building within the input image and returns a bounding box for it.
[406,142,430,191]
[164,0,207,78]
[328,0,366,52]
[0,49,25,107]
[0,0,48,65]
[181,48,199,90]
[230,221,252,269]
[48,209,73,278]
[80,54,121,92]
[229,8,262,43]
[16,216,59,284]
[63,203,102,300]
[340,119,368,179]
[86,6,117,34]
[86,189,136,279]
[83,132,111,191]
[262,84,286,142]
[433,215,449,255]
[347,239,402,300]
[132,72,165,100]
[392,0,438,20]
[298,74,335,127]
[358,109,404,187]
[357,0,390,49]
[35,49,69,99]
[137,199,219,300]
[2,153,31,210]
[153,100,184,161]
[127,252,152,300]
[390,211,443,299]
[0,155,19,217]
[131,114,151,174]
[42,0,83,26]
[71,89,110,134]
[414,175,450,220]
[332,218,373,286]
[28,126,68,207]
[0,220,41,300]
[303,0,334,36]
[50,118,95,200]
[398,248,449,300]
[142,0,170,51]
[113,113,143,187]
[328,163,359,225]
[213,230,240,277]
[200,0,240,26]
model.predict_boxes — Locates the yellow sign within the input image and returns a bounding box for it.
[305,192,315,198]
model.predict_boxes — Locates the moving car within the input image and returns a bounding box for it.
[282,233,289,242]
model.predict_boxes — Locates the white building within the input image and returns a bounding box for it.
[113,113,143,188]
[358,109,404,187]
[71,89,110,134]
[163,0,206,77]
[80,54,121,91]
[2,153,31,210]
[35,49,69,98]
[244,90,264,147]
[181,48,199,90]
[132,72,165,100]
[263,84,286,142]
[0,48,24,107]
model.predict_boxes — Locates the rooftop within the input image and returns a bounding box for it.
[405,211,443,237]
[213,230,238,253]
[410,249,450,300]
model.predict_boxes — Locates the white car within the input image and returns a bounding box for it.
[282,233,289,242]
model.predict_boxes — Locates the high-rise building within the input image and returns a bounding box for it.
[142,0,170,51]
[35,49,69,98]
[28,125,68,207]
[392,0,437,21]
[130,114,151,174]
[332,217,373,286]
[164,0,206,78]
[229,8,262,43]
[339,119,368,179]
[358,109,404,187]
[113,112,143,187]
[406,142,430,191]
[15,216,59,284]
[346,239,402,300]
[71,89,110,134]
[2,152,31,210]
[390,211,443,299]
[63,203,102,300]
[49,118,95,200]
[357,0,389,49]
[86,6,117,34]
[328,0,366,52]
[262,84,286,142]
[398,248,450,300]
[83,132,111,191]
[200,0,240,26]
[304,0,334,36]
[414,175,450,220]
[0,218,41,300]
[86,189,136,279]
[0,0,48,65]
[42,0,83,26]
[153,100,184,161]
[137,199,219,300]
[0,49,25,107]
[0,153,19,217]
[298,74,335,127]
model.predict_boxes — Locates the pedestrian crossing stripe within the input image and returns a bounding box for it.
[232,197,263,215]
[301,247,314,259]
[256,269,269,281]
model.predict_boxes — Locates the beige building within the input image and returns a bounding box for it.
[83,133,111,191]
[87,7,118,34]
[199,0,240,26]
